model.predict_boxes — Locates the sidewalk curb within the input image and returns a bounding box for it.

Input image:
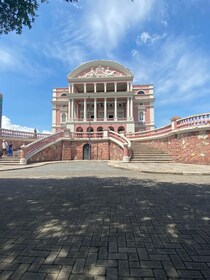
[108,162,210,176]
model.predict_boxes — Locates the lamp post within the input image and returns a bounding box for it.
[88,95,91,160]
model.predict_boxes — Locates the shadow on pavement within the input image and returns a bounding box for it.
[0,176,210,279]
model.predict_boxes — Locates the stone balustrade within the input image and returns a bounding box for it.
[20,131,64,163]
[176,113,210,128]
[0,128,50,139]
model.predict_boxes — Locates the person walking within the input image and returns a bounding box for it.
[2,140,8,157]
[8,142,13,157]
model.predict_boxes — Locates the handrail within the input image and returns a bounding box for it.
[126,112,210,139]
[0,128,50,139]
[23,131,64,160]
[127,124,172,139]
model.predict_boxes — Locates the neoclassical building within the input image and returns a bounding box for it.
[52,60,155,133]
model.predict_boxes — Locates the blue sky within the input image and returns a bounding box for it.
[0,0,210,132]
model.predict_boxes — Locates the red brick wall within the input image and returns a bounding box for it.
[28,142,63,163]
[27,140,123,163]
[140,129,210,164]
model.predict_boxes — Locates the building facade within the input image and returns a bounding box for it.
[52,60,155,133]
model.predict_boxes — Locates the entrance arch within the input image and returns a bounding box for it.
[83,144,91,160]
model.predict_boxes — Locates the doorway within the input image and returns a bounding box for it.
[83,144,91,160]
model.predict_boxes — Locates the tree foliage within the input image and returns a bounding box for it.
[0,0,78,35]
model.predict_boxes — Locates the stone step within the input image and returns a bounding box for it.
[0,156,20,165]
[131,159,173,163]
[130,142,173,163]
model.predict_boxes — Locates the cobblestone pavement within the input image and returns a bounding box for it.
[0,162,210,279]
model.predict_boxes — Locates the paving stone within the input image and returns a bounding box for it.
[130,268,153,277]
[106,267,118,280]
[118,260,129,276]
[0,163,210,280]
[21,272,46,280]
[72,258,86,274]
[57,266,72,280]
[10,264,30,280]
[153,269,168,279]
[0,271,13,280]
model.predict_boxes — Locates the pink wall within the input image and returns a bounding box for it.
[139,129,210,165]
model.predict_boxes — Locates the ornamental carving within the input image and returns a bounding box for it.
[78,66,124,78]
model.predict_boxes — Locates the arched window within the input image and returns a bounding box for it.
[108,126,114,131]
[118,126,125,133]
[137,90,145,95]
[61,113,66,123]
[87,127,94,132]
[139,112,144,121]
[61,93,67,97]
[76,127,83,132]
[139,103,144,106]
[97,127,103,132]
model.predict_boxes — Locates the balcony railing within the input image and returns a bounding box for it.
[71,117,128,122]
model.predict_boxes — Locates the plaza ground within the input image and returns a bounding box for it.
[0,162,210,279]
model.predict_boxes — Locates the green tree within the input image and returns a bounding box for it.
[0,0,78,35]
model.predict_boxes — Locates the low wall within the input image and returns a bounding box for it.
[0,137,34,153]
[28,139,123,163]
[134,127,210,165]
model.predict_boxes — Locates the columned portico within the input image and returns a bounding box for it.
[52,60,154,134]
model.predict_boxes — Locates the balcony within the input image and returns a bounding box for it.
[69,117,128,123]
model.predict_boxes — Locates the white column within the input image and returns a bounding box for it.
[114,82,117,92]
[72,84,74,93]
[84,83,87,93]
[71,99,74,120]
[104,98,107,120]
[127,97,130,120]
[104,83,107,92]
[114,97,117,120]
[68,99,71,120]
[68,83,70,93]
[94,83,96,93]
[94,98,97,121]
[127,82,129,92]
[84,98,87,121]
[130,97,133,120]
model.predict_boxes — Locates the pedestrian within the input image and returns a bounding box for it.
[2,139,8,157]
[8,142,13,157]
[34,128,37,138]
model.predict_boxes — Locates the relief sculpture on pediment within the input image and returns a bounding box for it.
[79,66,124,78]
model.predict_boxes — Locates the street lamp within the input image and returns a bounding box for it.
[87,95,91,160]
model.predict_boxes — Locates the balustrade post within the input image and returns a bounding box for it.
[123,143,130,162]
[20,145,27,164]
[64,129,70,138]
[103,130,108,138]
[170,116,180,130]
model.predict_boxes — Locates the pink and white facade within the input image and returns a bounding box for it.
[52,60,155,133]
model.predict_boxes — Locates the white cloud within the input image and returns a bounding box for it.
[2,115,35,132]
[1,116,51,134]
[42,0,155,66]
[84,0,155,50]
[130,35,210,107]
[136,32,167,45]
[0,48,17,69]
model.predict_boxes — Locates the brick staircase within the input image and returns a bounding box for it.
[0,150,21,165]
[131,142,173,163]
